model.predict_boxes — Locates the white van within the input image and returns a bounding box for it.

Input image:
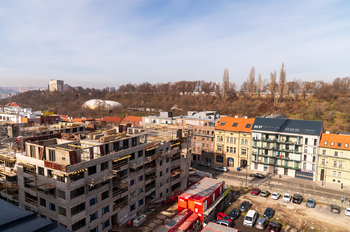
[243,210,257,227]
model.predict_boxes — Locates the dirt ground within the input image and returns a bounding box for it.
[228,191,350,232]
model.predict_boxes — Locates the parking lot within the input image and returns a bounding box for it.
[225,189,350,232]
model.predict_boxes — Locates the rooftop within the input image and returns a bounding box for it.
[320,133,350,150]
[215,117,255,132]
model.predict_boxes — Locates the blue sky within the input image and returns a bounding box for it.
[0,0,349,88]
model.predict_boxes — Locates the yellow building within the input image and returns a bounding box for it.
[318,133,350,187]
[214,117,255,168]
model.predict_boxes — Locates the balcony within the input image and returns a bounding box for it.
[145,181,156,193]
[113,199,127,212]
[112,160,128,172]
[113,176,129,188]
[144,151,162,164]
[113,187,128,198]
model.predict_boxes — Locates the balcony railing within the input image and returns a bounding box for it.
[113,187,128,197]
[113,176,129,188]
[25,197,38,207]
[113,160,128,171]
[145,184,156,193]
[113,200,127,211]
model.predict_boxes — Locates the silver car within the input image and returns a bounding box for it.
[215,166,229,172]
[306,198,315,208]
[255,218,268,230]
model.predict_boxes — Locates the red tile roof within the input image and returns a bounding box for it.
[103,116,123,124]
[215,117,255,133]
[5,102,19,107]
[121,116,142,126]
[319,133,350,150]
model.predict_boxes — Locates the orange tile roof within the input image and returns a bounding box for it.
[121,116,142,126]
[72,118,85,123]
[103,116,123,124]
[5,102,19,107]
[319,133,350,151]
[215,117,255,133]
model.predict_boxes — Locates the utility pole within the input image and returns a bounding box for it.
[246,165,249,186]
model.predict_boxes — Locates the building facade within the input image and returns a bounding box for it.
[49,80,64,92]
[317,132,350,188]
[16,128,191,232]
[250,118,323,180]
[214,117,254,168]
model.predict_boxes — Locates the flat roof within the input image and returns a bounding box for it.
[179,177,224,199]
[201,222,239,232]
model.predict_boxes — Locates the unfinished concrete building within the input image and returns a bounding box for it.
[15,127,191,232]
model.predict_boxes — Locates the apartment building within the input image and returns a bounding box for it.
[175,111,222,164]
[49,80,64,92]
[251,117,323,180]
[317,132,350,188]
[141,112,175,125]
[15,127,191,232]
[214,117,254,168]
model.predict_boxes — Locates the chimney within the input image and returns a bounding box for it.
[244,116,248,119]
[235,116,238,118]
[326,131,330,134]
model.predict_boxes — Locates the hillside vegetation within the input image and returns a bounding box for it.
[1,78,350,133]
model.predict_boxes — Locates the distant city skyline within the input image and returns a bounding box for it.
[1,0,350,88]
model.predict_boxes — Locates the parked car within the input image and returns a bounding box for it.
[213,219,232,227]
[271,192,280,200]
[306,198,315,208]
[345,207,350,216]
[292,194,303,204]
[260,190,270,197]
[268,221,281,232]
[263,207,275,219]
[255,218,269,230]
[250,173,265,179]
[282,193,292,202]
[217,212,232,223]
[243,210,258,227]
[331,204,340,214]
[201,162,211,167]
[229,208,241,220]
[251,187,261,196]
[215,166,229,172]
[239,201,250,212]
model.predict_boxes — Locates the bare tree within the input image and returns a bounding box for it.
[269,71,277,99]
[278,63,287,100]
[256,73,262,97]
[247,67,255,98]
[222,69,229,99]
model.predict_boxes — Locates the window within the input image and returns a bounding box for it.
[217,145,222,152]
[232,122,238,127]
[138,175,143,182]
[47,169,53,178]
[130,203,136,212]
[166,168,169,173]
[90,211,98,222]
[49,203,56,212]
[70,172,85,182]
[102,219,110,230]
[38,167,44,176]
[89,184,98,192]
[333,161,337,167]
[58,189,66,199]
[303,163,306,170]
[312,164,315,171]
[304,155,307,161]
[333,171,336,176]
[340,152,344,157]
[334,151,338,157]
[338,143,341,147]
[57,175,65,183]
[101,161,108,171]
[245,139,248,145]
[102,205,109,215]
[220,121,226,126]
[90,226,98,232]
[331,142,334,146]
[71,202,85,216]
[138,150,143,158]
[71,186,84,199]
[72,218,86,231]
[166,156,170,163]
[226,147,230,152]
[102,190,109,200]
[230,147,233,153]
[138,187,144,194]
[312,156,316,162]
[49,150,56,161]
[314,139,317,145]
[245,123,251,128]
[304,147,307,153]
[166,178,169,183]
[89,196,97,207]
[202,143,204,147]
[160,182,163,187]
[216,155,223,163]
[160,171,163,177]
[234,147,236,153]
[166,188,169,194]
[346,143,349,148]
[88,166,97,175]
[160,192,163,198]
[324,141,328,145]
[227,137,230,143]
[230,137,233,143]
[241,149,246,156]
[322,150,326,155]
[338,162,343,168]
[338,172,342,178]
[322,159,325,165]
[138,198,144,206]
[40,198,46,207]
[313,147,316,154]
[234,138,237,144]
[241,139,244,145]
[305,138,308,145]
[130,179,135,186]
[130,191,136,199]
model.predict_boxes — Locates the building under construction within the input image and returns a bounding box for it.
[13,126,191,232]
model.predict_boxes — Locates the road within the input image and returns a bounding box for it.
[194,164,350,203]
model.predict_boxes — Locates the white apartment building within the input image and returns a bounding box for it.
[49,80,64,92]
[15,127,191,231]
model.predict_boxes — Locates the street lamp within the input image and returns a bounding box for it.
[246,165,249,186]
